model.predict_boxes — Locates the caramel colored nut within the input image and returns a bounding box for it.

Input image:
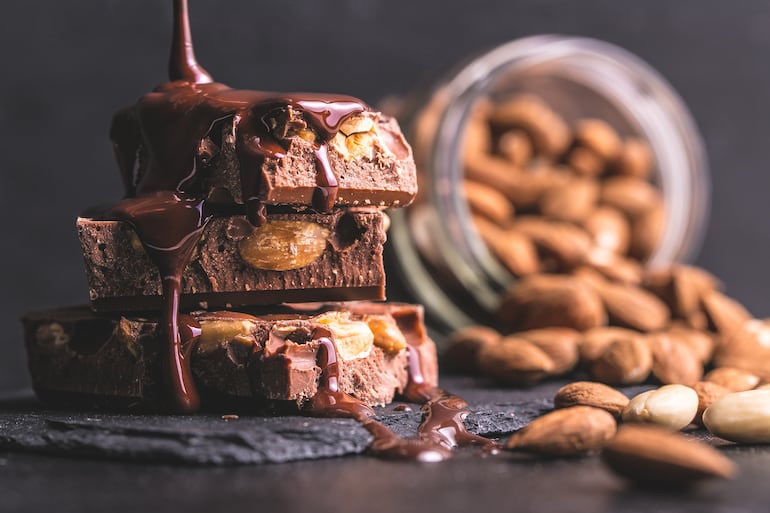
[601,425,736,484]
[648,334,703,386]
[476,336,555,386]
[579,327,643,365]
[539,177,599,223]
[554,381,629,417]
[238,220,330,271]
[488,94,571,156]
[667,326,715,364]
[497,129,532,167]
[464,180,515,225]
[513,218,593,270]
[504,406,616,456]
[629,202,666,261]
[703,389,770,443]
[583,207,630,255]
[574,119,622,161]
[567,146,605,177]
[473,218,540,277]
[590,337,652,386]
[315,312,374,360]
[331,114,378,160]
[583,251,643,285]
[364,315,407,354]
[701,291,753,337]
[613,137,653,179]
[516,328,581,375]
[498,274,606,332]
[622,385,699,430]
[692,381,730,426]
[703,367,760,392]
[601,176,662,218]
[444,325,501,374]
[198,318,257,353]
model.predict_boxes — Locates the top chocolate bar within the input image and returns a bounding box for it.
[111,87,417,220]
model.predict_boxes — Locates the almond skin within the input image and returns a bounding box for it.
[648,333,703,386]
[692,381,730,426]
[444,325,501,375]
[516,328,580,375]
[601,425,736,485]
[553,381,629,417]
[504,406,616,456]
[590,337,652,386]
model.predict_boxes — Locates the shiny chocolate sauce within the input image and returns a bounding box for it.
[98,0,367,412]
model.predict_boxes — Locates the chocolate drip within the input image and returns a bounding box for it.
[97,1,368,412]
[169,0,212,84]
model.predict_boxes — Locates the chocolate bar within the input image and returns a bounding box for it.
[78,211,387,311]
[23,303,438,410]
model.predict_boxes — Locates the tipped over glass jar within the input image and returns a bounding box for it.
[387,35,710,338]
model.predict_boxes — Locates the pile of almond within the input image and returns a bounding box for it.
[448,93,770,484]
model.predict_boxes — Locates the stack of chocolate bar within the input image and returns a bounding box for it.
[23,1,437,414]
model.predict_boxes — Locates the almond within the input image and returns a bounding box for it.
[464,180,515,226]
[601,425,736,484]
[621,385,698,430]
[539,177,599,223]
[574,119,622,161]
[476,336,555,386]
[512,218,594,270]
[497,129,532,167]
[582,207,630,255]
[579,327,643,365]
[703,389,770,443]
[553,381,629,417]
[516,328,580,375]
[692,381,730,426]
[701,291,752,337]
[504,406,616,456]
[666,325,715,364]
[474,218,540,277]
[629,202,665,261]
[488,94,571,156]
[703,367,760,392]
[498,275,606,332]
[647,333,703,386]
[590,337,652,386]
[444,325,501,374]
[601,176,662,218]
[612,137,653,179]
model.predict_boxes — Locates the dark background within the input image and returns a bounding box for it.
[2,0,770,391]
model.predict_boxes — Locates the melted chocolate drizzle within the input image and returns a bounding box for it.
[98,0,366,412]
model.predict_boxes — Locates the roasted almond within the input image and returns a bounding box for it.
[476,336,555,386]
[516,328,580,375]
[504,406,616,456]
[582,207,630,255]
[647,333,703,386]
[444,325,502,374]
[488,94,571,156]
[512,218,593,270]
[601,425,736,485]
[539,177,599,223]
[579,327,644,365]
[553,381,629,417]
[601,176,662,218]
[612,137,653,179]
[474,219,540,277]
[590,336,652,386]
[464,180,515,226]
[692,381,730,426]
[574,119,622,161]
[701,291,752,337]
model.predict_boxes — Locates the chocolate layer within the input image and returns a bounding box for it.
[78,211,387,311]
[23,303,438,410]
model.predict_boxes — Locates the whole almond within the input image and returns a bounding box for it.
[567,146,604,177]
[516,328,580,375]
[583,251,643,285]
[578,270,670,332]
[513,218,593,270]
[464,180,515,225]
[497,129,532,167]
[553,381,629,417]
[647,333,703,386]
[504,406,616,456]
[613,137,653,179]
[590,337,652,386]
[667,325,715,364]
[701,291,752,337]
[672,265,721,317]
[703,367,760,392]
[539,178,599,223]
[488,94,571,156]
[692,381,730,426]
[629,202,665,261]
[476,336,555,386]
[622,385,698,430]
[498,275,606,332]
[601,176,662,218]
[583,207,630,255]
[473,218,540,277]
[601,425,736,484]
[703,390,770,443]
[574,119,622,161]
[444,325,501,374]
[579,327,643,365]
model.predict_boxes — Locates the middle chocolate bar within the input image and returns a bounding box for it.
[79,210,386,311]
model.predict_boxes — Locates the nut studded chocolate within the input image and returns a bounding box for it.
[78,211,387,311]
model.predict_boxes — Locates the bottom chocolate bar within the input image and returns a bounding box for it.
[22,303,437,410]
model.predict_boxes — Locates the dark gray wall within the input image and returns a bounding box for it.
[2,0,769,390]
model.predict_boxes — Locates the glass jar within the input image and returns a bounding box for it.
[387,35,710,338]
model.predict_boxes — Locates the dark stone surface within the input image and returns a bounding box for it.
[0,377,768,513]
